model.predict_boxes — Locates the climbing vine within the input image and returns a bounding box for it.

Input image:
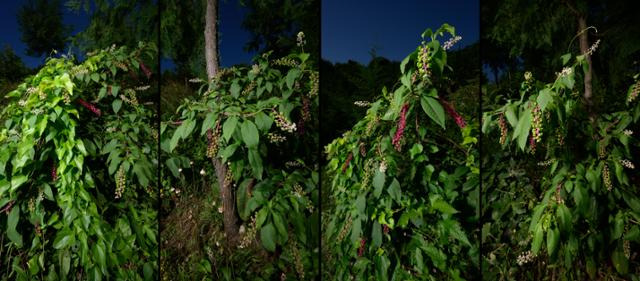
[0,42,158,281]
[323,24,479,280]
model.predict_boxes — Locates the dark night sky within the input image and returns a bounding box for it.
[0,1,90,68]
[322,0,479,63]
[1,1,254,70]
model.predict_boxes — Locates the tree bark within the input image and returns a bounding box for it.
[205,0,219,80]
[578,16,593,105]
[204,0,238,247]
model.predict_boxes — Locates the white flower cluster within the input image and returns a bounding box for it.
[585,39,601,56]
[251,64,260,75]
[135,85,151,91]
[18,100,27,107]
[537,159,555,166]
[353,101,371,107]
[557,67,573,78]
[379,160,387,173]
[516,251,534,265]
[524,71,533,82]
[268,132,287,143]
[297,31,306,47]
[285,160,303,168]
[274,111,297,133]
[624,129,633,136]
[620,159,635,169]
[188,78,204,83]
[443,35,462,50]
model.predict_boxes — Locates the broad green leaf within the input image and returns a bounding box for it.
[200,112,217,135]
[372,222,382,247]
[53,230,74,249]
[372,170,385,198]
[112,99,122,114]
[547,228,559,255]
[612,246,629,274]
[260,223,277,252]
[431,199,458,214]
[387,178,402,204]
[286,69,301,89]
[10,175,28,192]
[421,95,445,129]
[355,194,366,215]
[532,224,544,254]
[248,148,263,179]
[222,116,238,142]
[7,207,23,247]
[537,89,552,111]
[240,120,259,148]
[513,109,531,150]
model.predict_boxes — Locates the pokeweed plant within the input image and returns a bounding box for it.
[0,42,158,281]
[323,24,479,280]
[161,40,319,280]
[482,39,640,278]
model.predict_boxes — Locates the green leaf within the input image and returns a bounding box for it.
[547,228,559,256]
[112,99,122,114]
[387,178,402,204]
[91,73,100,83]
[248,148,263,180]
[240,120,259,148]
[431,199,458,214]
[372,170,385,198]
[537,89,552,111]
[532,224,544,254]
[10,175,28,192]
[504,106,517,127]
[230,82,241,98]
[7,206,23,247]
[272,212,288,238]
[355,194,366,215]
[94,242,106,272]
[260,223,277,252]
[237,179,252,220]
[200,112,217,135]
[400,53,412,74]
[286,69,301,89]
[222,117,239,142]
[513,109,532,150]
[421,95,445,129]
[561,53,572,65]
[448,221,471,246]
[53,230,74,249]
[372,222,382,247]
[612,246,629,274]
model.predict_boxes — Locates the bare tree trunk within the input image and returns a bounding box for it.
[205,0,219,80]
[204,0,238,247]
[578,16,593,105]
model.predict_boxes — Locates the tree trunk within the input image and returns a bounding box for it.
[577,16,593,105]
[205,0,219,80]
[204,0,238,247]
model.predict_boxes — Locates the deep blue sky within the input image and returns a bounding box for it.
[218,1,254,67]
[1,1,253,70]
[0,1,90,68]
[161,1,254,71]
[322,0,479,64]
